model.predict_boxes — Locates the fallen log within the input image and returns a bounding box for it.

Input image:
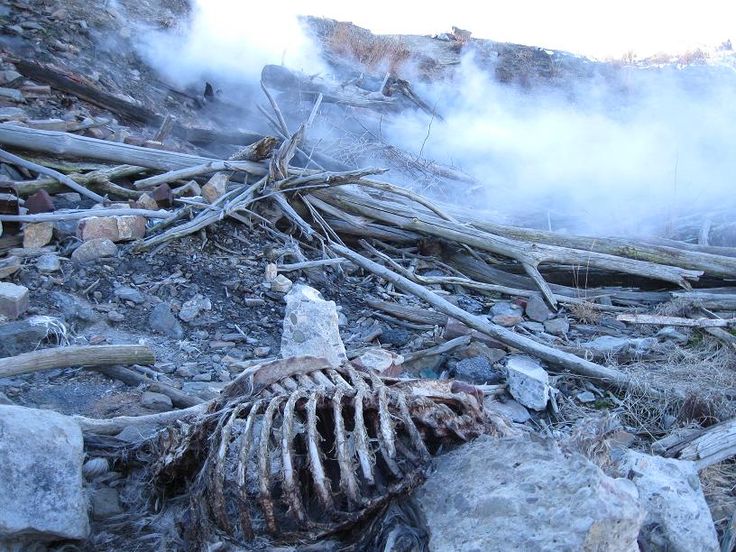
[262,64,399,112]
[12,58,156,123]
[12,164,146,198]
[0,125,268,174]
[366,298,449,326]
[75,403,207,435]
[0,147,104,202]
[656,417,736,469]
[318,189,703,304]
[332,244,631,387]
[94,365,203,408]
[0,344,156,378]
[465,215,736,278]
[617,313,736,328]
[133,159,261,190]
[0,207,170,223]
[11,58,264,146]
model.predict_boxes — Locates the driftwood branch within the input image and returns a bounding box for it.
[332,243,631,387]
[0,207,170,223]
[94,365,203,408]
[0,147,104,202]
[12,165,147,199]
[617,313,736,328]
[75,403,207,435]
[0,345,156,378]
[656,418,736,470]
[0,125,268,174]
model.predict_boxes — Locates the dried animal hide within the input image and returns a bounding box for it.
[145,356,510,549]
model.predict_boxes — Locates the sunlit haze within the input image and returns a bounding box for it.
[300,0,734,59]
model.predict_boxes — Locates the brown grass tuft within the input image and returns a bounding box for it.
[325,22,411,73]
[568,301,602,324]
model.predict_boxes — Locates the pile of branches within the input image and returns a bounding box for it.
[2,64,736,392]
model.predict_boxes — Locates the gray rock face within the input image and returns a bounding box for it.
[148,303,184,339]
[0,282,29,320]
[91,487,123,520]
[416,436,643,552]
[485,398,531,423]
[0,255,21,279]
[178,294,212,322]
[581,336,657,355]
[656,326,689,344]
[453,356,502,384]
[114,286,145,304]
[0,315,63,356]
[140,391,173,411]
[544,317,570,336]
[71,237,118,263]
[490,301,523,318]
[505,355,551,411]
[36,253,61,273]
[0,405,89,542]
[52,291,97,324]
[490,301,524,326]
[280,285,347,368]
[525,294,553,322]
[616,450,719,552]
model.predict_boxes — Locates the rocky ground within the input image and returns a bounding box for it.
[0,1,735,551]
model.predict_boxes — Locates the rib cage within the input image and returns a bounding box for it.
[150,357,495,547]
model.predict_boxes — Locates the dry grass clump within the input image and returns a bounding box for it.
[325,21,411,73]
[617,337,736,434]
[700,461,736,543]
[568,301,602,324]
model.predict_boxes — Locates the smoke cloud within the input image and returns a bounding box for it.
[383,54,736,236]
[135,3,736,238]
[137,0,326,88]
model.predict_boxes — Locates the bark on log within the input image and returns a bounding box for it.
[0,125,268,174]
[0,345,156,378]
[75,403,207,435]
[12,58,264,146]
[94,365,203,408]
[318,189,703,293]
[658,418,736,469]
[262,65,400,112]
[617,313,736,328]
[464,215,736,279]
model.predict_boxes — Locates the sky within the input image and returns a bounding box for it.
[299,0,735,59]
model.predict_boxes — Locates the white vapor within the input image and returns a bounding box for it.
[138,0,325,87]
[383,54,736,236]
[135,3,736,238]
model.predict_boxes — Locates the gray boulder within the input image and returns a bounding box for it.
[280,285,347,368]
[616,450,719,552]
[581,336,657,355]
[505,355,551,411]
[148,302,183,339]
[525,294,553,322]
[0,315,65,357]
[415,436,643,551]
[453,355,502,384]
[0,406,89,543]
